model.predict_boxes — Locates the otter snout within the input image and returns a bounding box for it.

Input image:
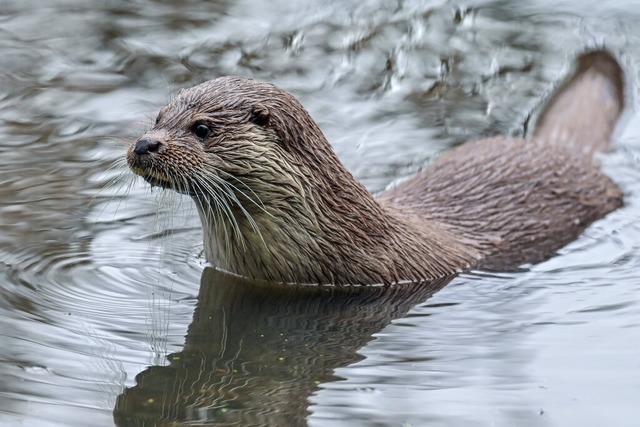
[133,136,161,155]
[127,133,165,178]
[126,130,200,193]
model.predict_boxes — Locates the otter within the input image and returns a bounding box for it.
[127,50,624,285]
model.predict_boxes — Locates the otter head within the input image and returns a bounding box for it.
[128,77,299,194]
[129,77,344,207]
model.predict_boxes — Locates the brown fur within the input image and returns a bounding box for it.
[127,50,624,285]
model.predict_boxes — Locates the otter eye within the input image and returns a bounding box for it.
[192,124,211,140]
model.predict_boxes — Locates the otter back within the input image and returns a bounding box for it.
[380,50,624,270]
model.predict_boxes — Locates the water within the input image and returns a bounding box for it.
[1,0,639,426]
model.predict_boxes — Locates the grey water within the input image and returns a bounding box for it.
[1,0,640,426]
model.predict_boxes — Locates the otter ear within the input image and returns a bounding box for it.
[250,104,270,127]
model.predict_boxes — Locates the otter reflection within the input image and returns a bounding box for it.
[114,268,453,426]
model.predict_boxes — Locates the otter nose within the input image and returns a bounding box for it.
[134,137,161,155]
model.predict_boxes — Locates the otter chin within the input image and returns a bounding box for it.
[127,50,624,286]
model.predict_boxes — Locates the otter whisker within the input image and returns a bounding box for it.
[93,156,137,222]
[193,174,244,253]
[194,178,233,255]
[209,174,263,234]
[209,173,267,250]
[101,156,130,189]
[212,175,271,249]
[197,177,236,257]
[209,165,271,216]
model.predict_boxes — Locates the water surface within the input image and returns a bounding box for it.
[1,1,640,426]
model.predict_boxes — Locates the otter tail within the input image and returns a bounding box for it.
[533,50,624,159]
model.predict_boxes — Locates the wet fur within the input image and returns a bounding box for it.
[128,50,624,285]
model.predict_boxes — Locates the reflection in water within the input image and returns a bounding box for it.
[114,268,453,426]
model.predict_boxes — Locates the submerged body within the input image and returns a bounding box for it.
[127,50,624,285]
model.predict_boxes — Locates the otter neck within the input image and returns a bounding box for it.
[192,132,481,285]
